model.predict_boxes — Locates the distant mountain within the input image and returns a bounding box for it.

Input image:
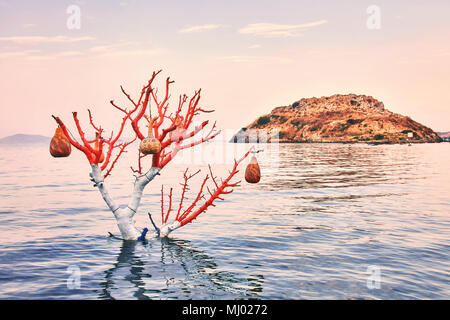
[437,131,450,138]
[0,134,50,144]
[0,134,136,145]
[232,94,441,144]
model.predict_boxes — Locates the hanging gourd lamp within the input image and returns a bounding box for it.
[50,126,71,158]
[245,154,261,183]
[91,135,105,163]
[140,117,161,154]
[170,115,185,142]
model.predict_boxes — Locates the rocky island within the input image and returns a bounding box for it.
[232,94,441,144]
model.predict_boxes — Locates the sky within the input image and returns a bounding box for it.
[0,0,450,139]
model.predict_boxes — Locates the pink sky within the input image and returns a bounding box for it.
[1,0,450,139]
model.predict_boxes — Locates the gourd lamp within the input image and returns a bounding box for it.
[245,155,261,183]
[140,117,161,154]
[50,126,71,158]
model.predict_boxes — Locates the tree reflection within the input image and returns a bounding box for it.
[98,238,264,300]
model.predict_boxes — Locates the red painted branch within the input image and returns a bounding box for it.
[178,175,209,222]
[103,137,137,178]
[72,112,96,156]
[160,120,209,149]
[178,148,253,227]
[164,187,173,224]
[161,185,165,223]
[87,109,102,133]
[101,113,133,171]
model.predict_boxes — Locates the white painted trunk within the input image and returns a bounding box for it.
[160,221,181,238]
[89,164,163,240]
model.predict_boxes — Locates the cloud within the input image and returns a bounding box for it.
[0,49,83,60]
[0,35,95,44]
[179,24,222,34]
[55,51,83,57]
[0,49,40,58]
[88,42,164,57]
[239,20,327,37]
[433,50,450,57]
[0,43,163,61]
[218,55,293,64]
[248,44,261,49]
[22,24,36,28]
[98,48,164,57]
[26,51,84,61]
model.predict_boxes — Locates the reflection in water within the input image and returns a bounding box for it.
[99,238,264,300]
[259,144,422,191]
[99,241,145,300]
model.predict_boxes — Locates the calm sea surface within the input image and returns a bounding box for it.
[0,142,449,299]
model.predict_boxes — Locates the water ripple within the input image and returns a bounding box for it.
[0,143,449,299]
